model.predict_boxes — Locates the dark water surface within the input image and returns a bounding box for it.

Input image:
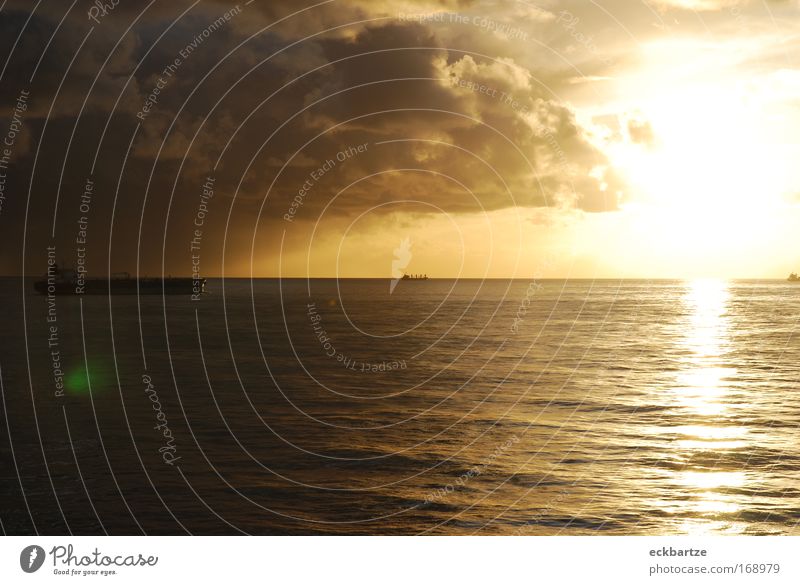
[1,277,799,534]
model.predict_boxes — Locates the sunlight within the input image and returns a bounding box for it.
[666,279,750,533]
[673,423,748,449]
[691,494,741,515]
[673,279,734,414]
[680,471,746,490]
[604,39,800,268]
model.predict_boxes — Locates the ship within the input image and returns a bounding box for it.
[789,273,800,282]
[401,273,429,280]
[34,265,206,296]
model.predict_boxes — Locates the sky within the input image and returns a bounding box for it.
[1,0,799,278]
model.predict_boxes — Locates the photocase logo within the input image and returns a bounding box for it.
[390,237,412,294]
[20,545,45,573]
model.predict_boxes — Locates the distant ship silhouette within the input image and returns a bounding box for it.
[789,272,799,282]
[34,265,205,295]
[401,273,429,280]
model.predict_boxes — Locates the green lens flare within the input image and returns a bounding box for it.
[65,361,106,394]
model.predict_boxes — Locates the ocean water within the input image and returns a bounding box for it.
[1,277,799,535]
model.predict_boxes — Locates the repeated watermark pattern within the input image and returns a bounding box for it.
[87,0,120,24]
[3,0,782,545]
[390,237,412,293]
[307,302,407,372]
[555,10,614,66]
[142,374,180,466]
[398,11,529,41]
[283,142,369,222]
[0,88,29,216]
[422,435,520,506]
[136,5,243,121]
[190,176,215,300]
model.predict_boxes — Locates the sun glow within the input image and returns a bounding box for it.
[599,38,800,274]
[668,279,750,533]
[673,279,734,414]
[614,86,778,249]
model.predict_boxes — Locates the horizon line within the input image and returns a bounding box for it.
[2,274,795,281]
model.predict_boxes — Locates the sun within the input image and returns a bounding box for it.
[599,41,800,271]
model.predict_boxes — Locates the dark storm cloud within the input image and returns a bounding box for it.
[0,0,623,275]
[243,20,621,217]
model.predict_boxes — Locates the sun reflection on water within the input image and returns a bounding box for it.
[669,279,747,534]
[680,470,745,489]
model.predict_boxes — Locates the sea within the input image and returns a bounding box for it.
[1,277,799,535]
